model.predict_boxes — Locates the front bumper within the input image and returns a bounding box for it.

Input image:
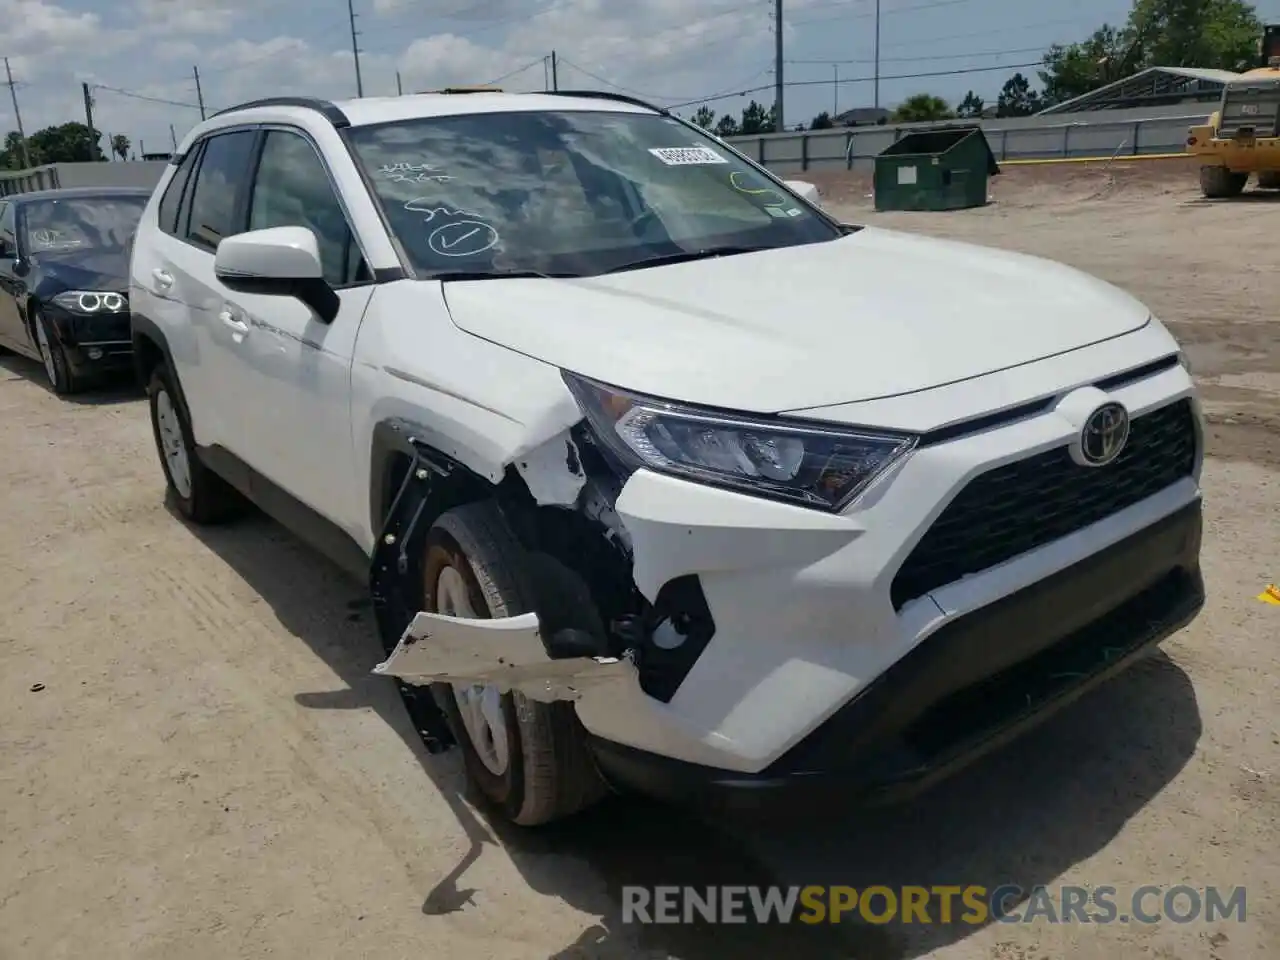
[46,306,133,374]
[567,332,1202,774]
[589,498,1203,814]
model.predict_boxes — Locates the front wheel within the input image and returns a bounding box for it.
[424,501,607,825]
[1257,171,1280,190]
[1200,165,1248,198]
[32,309,79,396]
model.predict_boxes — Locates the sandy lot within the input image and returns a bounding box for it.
[1,160,1277,960]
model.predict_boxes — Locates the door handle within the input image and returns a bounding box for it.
[151,268,174,291]
[219,309,249,336]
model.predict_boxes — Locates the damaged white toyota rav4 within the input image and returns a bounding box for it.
[130,90,1205,825]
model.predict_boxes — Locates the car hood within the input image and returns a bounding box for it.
[32,247,131,295]
[442,227,1152,413]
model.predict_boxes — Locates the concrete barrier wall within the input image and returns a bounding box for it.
[724,103,1212,174]
[0,161,168,197]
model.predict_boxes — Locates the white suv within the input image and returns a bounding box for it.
[129,91,1205,825]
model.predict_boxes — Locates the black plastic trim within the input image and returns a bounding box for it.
[543,89,669,114]
[1094,352,1180,391]
[195,444,370,582]
[588,499,1204,815]
[372,266,407,283]
[916,353,1184,449]
[214,96,351,128]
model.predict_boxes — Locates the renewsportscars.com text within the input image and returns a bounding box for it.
[621,884,1247,926]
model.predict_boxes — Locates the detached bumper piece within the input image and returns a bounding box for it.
[588,499,1205,816]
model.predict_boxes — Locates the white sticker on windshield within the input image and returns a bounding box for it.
[765,206,789,218]
[649,146,728,166]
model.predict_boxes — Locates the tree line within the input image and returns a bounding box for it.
[685,0,1263,133]
[1,123,133,169]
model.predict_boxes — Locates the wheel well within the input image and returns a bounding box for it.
[375,441,639,631]
[132,331,165,388]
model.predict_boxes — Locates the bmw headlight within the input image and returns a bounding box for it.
[51,291,126,314]
[563,372,916,511]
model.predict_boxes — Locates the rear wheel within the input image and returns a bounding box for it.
[147,363,247,524]
[1257,171,1280,190]
[425,501,607,825]
[1200,165,1248,198]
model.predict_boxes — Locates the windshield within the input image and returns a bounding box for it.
[22,196,148,254]
[346,109,840,277]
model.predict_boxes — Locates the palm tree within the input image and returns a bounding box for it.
[111,134,130,162]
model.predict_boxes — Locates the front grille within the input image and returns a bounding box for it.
[1218,87,1280,138]
[890,399,1197,610]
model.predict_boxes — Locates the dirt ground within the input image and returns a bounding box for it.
[1,159,1277,960]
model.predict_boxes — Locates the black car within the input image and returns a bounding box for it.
[0,186,151,395]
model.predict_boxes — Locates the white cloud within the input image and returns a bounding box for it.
[3,0,784,159]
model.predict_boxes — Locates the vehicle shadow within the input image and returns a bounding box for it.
[183,509,1203,960]
[0,351,143,405]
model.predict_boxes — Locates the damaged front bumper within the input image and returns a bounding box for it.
[375,499,1204,815]
[374,609,638,703]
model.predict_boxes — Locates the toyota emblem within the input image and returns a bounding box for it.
[1080,402,1130,466]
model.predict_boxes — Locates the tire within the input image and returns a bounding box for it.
[32,308,80,396]
[147,363,247,524]
[1199,165,1248,198]
[1257,171,1280,190]
[424,501,608,825]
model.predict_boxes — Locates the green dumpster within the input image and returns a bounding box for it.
[873,125,1000,212]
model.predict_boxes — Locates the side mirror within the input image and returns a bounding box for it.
[214,225,339,323]
[783,179,823,209]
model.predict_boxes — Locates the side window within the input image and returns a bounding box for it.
[185,130,257,251]
[157,147,201,237]
[247,130,368,287]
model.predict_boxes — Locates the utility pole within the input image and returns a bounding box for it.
[193,66,206,120]
[873,0,881,110]
[543,56,549,91]
[832,64,838,116]
[82,83,98,160]
[396,71,403,95]
[169,124,178,151]
[4,58,30,169]
[347,0,364,97]
[773,0,784,132]
[550,50,558,91]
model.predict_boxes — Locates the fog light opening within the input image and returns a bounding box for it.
[86,347,104,360]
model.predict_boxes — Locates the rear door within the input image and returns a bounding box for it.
[223,126,375,533]
[135,129,259,452]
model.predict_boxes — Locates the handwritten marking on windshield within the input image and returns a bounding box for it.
[429,221,499,257]
[379,162,453,184]
[728,170,786,207]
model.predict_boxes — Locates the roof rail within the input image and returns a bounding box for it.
[543,89,669,115]
[213,96,350,128]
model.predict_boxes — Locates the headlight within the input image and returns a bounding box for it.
[563,372,916,511]
[51,291,126,314]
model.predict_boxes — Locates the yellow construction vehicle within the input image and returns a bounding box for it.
[1186,24,1280,197]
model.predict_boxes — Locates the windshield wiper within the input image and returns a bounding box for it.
[602,245,772,274]
[429,269,580,281]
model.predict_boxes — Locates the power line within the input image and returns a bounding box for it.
[665,59,1043,109]
[787,44,1047,65]
[556,59,771,106]
[90,84,208,112]
[484,56,549,86]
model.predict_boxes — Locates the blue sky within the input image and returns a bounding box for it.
[4,0,1280,153]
